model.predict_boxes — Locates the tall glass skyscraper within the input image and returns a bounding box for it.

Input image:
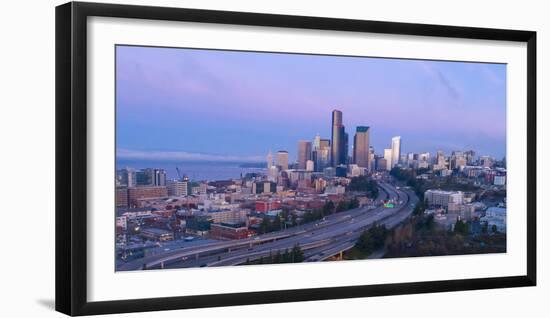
[331,110,347,167]
[353,126,370,168]
[391,136,401,168]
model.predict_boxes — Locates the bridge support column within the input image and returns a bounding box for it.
[160,261,164,269]
[339,251,343,260]
[195,253,199,260]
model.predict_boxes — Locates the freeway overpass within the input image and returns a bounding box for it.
[117,182,416,270]
[304,187,418,262]
[206,183,417,267]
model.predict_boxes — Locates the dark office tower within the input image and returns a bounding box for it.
[331,110,346,167]
[353,126,370,168]
[464,150,476,165]
[344,131,349,165]
[297,140,312,170]
[136,169,151,186]
[136,168,166,186]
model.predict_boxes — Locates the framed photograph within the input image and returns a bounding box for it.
[55,1,536,316]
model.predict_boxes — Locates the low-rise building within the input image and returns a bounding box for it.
[207,209,248,224]
[424,189,464,209]
[185,216,212,236]
[255,200,281,213]
[325,185,345,195]
[140,228,174,241]
[481,207,506,232]
[167,180,188,196]
[494,175,506,186]
[128,186,168,207]
[210,222,253,240]
[116,187,129,208]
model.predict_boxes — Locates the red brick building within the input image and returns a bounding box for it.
[210,223,254,240]
[128,186,168,207]
[115,187,128,207]
[255,200,281,212]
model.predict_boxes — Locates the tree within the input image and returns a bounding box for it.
[323,201,335,215]
[349,198,360,209]
[259,217,270,234]
[282,248,290,263]
[491,224,498,233]
[336,200,348,212]
[356,224,389,255]
[356,229,373,253]
[291,244,304,262]
[272,215,282,231]
[412,201,425,216]
[481,222,488,234]
[454,220,470,236]
[425,214,435,232]
[273,250,282,263]
[291,213,298,226]
[348,176,379,198]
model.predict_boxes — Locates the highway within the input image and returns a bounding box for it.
[305,186,418,262]
[117,182,417,271]
[207,183,417,267]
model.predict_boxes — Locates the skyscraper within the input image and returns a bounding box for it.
[316,139,331,171]
[153,168,167,186]
[136,168,166,186]
[391,136,401,169]
[313,134,321,151]
[464,150,476,165]
[116,168,136,187]
[276,150,289,170]
[331,110,346,167]
[312,134,321,171]
[369,147,375,172]
[353,126,370,169]
[266,151,273,169]
[344,132,349,164]
[297,140,312,170]
[434,150,446,170]
[306,160,315,172]
[384,148,393,171]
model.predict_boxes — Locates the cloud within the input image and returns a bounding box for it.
[117,148,264,163]
[435,70,460,100]
[419,61,461,101]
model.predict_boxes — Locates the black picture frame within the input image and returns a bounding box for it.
[55,1,537,316]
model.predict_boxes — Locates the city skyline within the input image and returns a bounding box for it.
[115,45,507,271]
[116,45,507,163]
